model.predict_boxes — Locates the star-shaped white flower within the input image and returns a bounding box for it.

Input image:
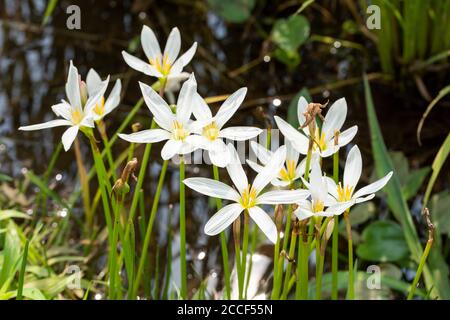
[119,73,200,160]
[85,68,121,122]
[122,26,197,85]
[247,140,306,187]
[191,88,262,167]
[19,61,108,151]
[325,145,393,207]
[294,157,352,221]
[184,144,309,243]
[275,97,358,157]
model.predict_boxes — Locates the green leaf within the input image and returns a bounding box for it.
[208,0,256,23]
[348,201,376,226]
[273,48,301,69]
[42,0,59,25]
[0,210,31,221]
[287,88,311,128]
[0,173,12,182]
[356,220,409,262]
[272,15,310,52]
[429,190,450,236]
[364,74,449,299]
[0,221,22,291]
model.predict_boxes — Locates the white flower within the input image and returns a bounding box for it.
[294,157,352,221]
[119,73,201,160]
[247,140,306,187]
[325,145,393,207]
[183,144,309,244]
[122,26,197,83]
[85,68,122,122]
[191,88,262,167]
[19,61,108,151]
[274,97,358,157]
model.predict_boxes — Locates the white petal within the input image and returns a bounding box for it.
[161,139,182,160]
[286,139,300,166]
[274,116,309,154]
[322,98,347,141]
[252,145,286,194]
[353,171,393,199]
[19,119,72,131]
[219,126,262,141]
[208,139,230,167]
[170,42,197,76]
[122,51,162,77]
[86,68,103,97]
[204,203,243,236]
[250,141,272,165]
[80,115,95,128]
[118,129,170,144]
[248,206,277,244]
[184,177,240,202]
[51,101,72,121]
[324,176,339,200]
[257,189,309,205]
[325,201,354,216]
[192,92,212,121]
[61,125,79,151]
[176,73,196,123]
[337,125,358,147]
[355,194,376,204]
[246,159,264,173]
[139,81,174,131]
[294,204,314,221]
[225,143,248,193]
[308,158,327,203]
[141,25,161,61]
[297,96,308,127]
[103,79,122,116]
[344,145,362,190]
[165,72,190,93]
[294,157,307,180]
[214,88,247,128]
[84,77,110,114]
[65,61,81,110]
[164,27,181,64]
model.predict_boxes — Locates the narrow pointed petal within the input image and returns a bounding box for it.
[308,158,327,203]
[61,125,79,151]
[248,206,277,244]
[246,159,264,173]
[297,96,308,127]
[215,88,247,128]
[325,201,354,216]
[86,68,103,96]
[344,145,362,189]
[274,116,309,154]
[353,171,393,199]
[85,77,110,113]
[322,98,347,141]
[337,125,358,147]
[122,51,162,77]
[139,81,174,131]
[208,139,230,167]
[294,204,314,221]
[225,143,248,193]
[103,79,122,116]
[170,42,198,76]
[192,92,212,121]
[51,102,73,121]
[204,203,243,235]
[184,177,240,202]
[19,119,72,131]
[250,141,271,165]
[324,176,339,200]
[65,61,81,110]
[355,194,376,204]
[176,73,196,123]
[257,189,309,205]
[164,27,181,64]
[161,139,182,160]
[252,145,286,194]
[118,129,170,144]
[219,126,262,141]
[165,72,190,93]
[286,139,300,166]
[141,25,161,61]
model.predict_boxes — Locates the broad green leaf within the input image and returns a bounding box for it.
[348,201,376,226]
[356,220,409,262]
[208,0,256,23]
[273,48,301,69]
[287,88,311,128]
[272,15,310,52]
[0,221,22,291]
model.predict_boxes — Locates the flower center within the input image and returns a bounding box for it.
[71,109,83,125]
[172,120,188,141]
[337,183,354,202]
[279,159,296,182]
[312,129,327,152]
[312,200,324,213]
[239,185,257,209]
[202,122,220,141]
[150,54,171,76]
[93,96,105,116]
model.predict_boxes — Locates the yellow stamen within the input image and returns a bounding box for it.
[279,159,296,182]
[71,109,83,125]
[172,120,187,141]
[150,54,172,76]
[312,200,325,213]
[93,96,105,116]
[239,185,257,209]
[312,128,327,152]
[202,122,220,141]
[337,183,354,202]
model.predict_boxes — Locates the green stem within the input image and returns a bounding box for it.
[234,218,243,300]
[315,219,323,300]
[240,213,250,299]
[132,160,168,298]
[212,165,231,300]
[98,120,117,181]
[273,205,292,299]
[16,239,29,300]
[281,229,297,299]
[271,232,281,299]
[244,225,258,299]
[179,158,187,299]
[296,224,309,299]
[109,196,123,299]
[331,148,339,300]
[344,211,354,299]
[407,238,433,300]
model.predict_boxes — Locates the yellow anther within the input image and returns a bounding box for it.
[202,122,220,141]
[337,183,354,202]
[240,185,258,209]
[312,128,327,152]
[279,159,296,182]
[93,96,105,116]
[71,109,83,124]
[150,54,172,76]
[172,120,187,141]
[312,200,324,213]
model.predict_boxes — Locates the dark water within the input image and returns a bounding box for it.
[1,0,449,298]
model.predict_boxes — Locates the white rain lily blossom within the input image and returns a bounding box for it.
[118,73,201,160]
[184,144,309,244]
[122,25,197,84]
[85,68,122,122]
[247,140,306,187]
[325,145,393,207]
[191,88,262,167]
[294,158,353,221]
[274,97,358,157]
[19,61,109,151]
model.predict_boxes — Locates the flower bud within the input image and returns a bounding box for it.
[79,78,88,106]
